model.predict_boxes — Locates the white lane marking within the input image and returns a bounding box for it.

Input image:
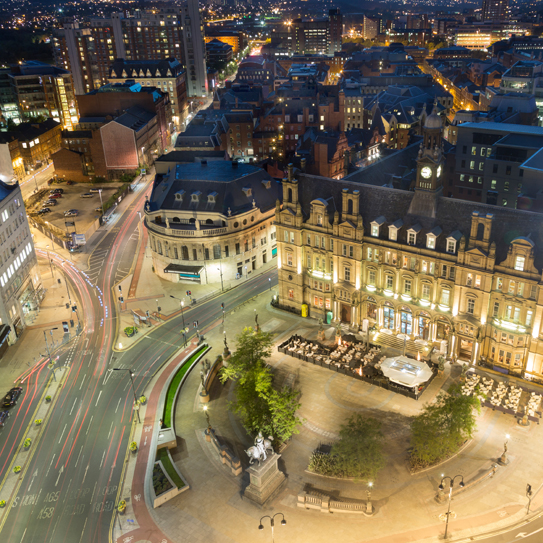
[19,528,27,542]
[75,445,83,467]
[78,518,88,543]
[79,374,86,390]
[55,465,64,487]
[99,451,106,469]
[102,369,112,386]
[58,424,67,444]
[86,415,93,435]
[90,481,97,504]
[69,398,78,415]
[95,390,102,406]
[82,463,89,484]
[107,421,114,439]
[115,397,121,414]
[87,353,94,368]
[46,454,56,476]
[28,469,38,491]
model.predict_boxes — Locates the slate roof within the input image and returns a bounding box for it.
[113,106,155,131]
[494,134,543,148]
[109,58,184,79]
[295,172,543,269]
[148,162,281,216]
[0,180,18,201]
[155,150,227,164]
[0,118,60,144]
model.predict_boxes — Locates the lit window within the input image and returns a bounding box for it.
[467,298,475,314]
[515,256,525,271]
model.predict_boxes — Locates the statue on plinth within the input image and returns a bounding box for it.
[245,431,274,466]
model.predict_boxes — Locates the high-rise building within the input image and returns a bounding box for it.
[363,16,381,40]
[482,0,508,21]
[52,5,207,99]
[329,9,343,54]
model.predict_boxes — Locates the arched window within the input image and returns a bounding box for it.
[172,217,180,223]
[157,241,162,255]
[189,218,196,224]
[181,246,189,260]
[206,218,213,225]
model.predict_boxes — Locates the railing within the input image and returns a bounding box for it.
[145,218,227,238]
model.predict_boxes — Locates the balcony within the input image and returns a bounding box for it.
[145,217,227,238]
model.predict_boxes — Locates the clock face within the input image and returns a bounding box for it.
[421,167,432,179]
[437,165,442,177]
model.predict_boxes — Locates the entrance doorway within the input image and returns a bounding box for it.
[341,304,351,323]
[418,316,430,340]
[383,304,394,330]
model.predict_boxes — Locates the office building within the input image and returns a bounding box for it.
[482,0,508,21]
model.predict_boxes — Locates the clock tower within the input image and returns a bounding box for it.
[415,101,444,192]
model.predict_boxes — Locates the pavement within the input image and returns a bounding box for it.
[110,262,543,543]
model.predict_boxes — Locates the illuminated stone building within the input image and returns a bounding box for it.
[275,108,543,379]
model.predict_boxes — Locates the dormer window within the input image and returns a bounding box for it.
[515,256,525,271]
[242,187,252,197]
[447,239,456,254]
[389,219,403,241]
[175,190,185,201]
[426,226,441,250]
[370,216,385,238]
[317,214,323,226]
[191,191,201,202]
[407,224,421,246]
[207,191,218,204]
[262,179,271,189]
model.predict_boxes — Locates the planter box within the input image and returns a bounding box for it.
[152,456,190,508]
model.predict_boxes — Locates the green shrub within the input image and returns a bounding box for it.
[129,441,137,452]
[24,438,31,448]
[0,500,5,508]
[124,326,138,336]
[14,466,21,473]
[34,419,42,426]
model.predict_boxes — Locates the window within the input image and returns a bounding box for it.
[515,256,525,271]
[235,243,240,255]
[369,270,376,285]
[307,234,311,245]
[404,279,412,294]
[471,146,477,155]
[315,235,319,247]
[466,273,473,287]
[288,289,294,300]
[427,236,435,249]
[350,246,354,258]
[386,275,393,289]
[389,228,397,241]
[286,252,293,266]
[422,284,430,300]
[441,289,450,306]
[446,239,456,254]
[344,266,351,282]
[330,239,334,251]
[504,181,509,192]
[470,161,475,170]
[467,298,475,314]
[509,281,516,294]
[506,165,511,175]
[442,265,447,278]
[493,164,498,174]
[408,232,416,245]
[491,180,497,190]
[518,283,524,297]
[514,307,520,321]
[493,301,500,317]
[527,310,533,327]
[502,199,508,207]
[307,254,311,268]
[367,247,372,260]
[475,275,481,289]
[290,232,295,243]
[317,214,323,226]
[530,285,537,300]
[284,231,289,242]
[371,225,379,237]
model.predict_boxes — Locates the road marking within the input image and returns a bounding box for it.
[99,451,106,469]
[55,465,64,487]
[107,421,114,439]
[90,482,97,504]
[28,469,38,491]
[78,518,88,543]
[86,415,93,435]
[69,398,77,415]
[82,464,89,484]
[79,375,86,390]
[19,528,26,542]
[58,424,67,444]
[87,353,94,368]
[115,397,121,414]
[75,445,83,467]
[95,390,102,406]
[103,369,112,386]
[46,454,56,476]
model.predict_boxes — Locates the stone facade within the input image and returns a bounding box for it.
[276,111,543,381]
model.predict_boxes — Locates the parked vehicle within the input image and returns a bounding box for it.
[3,387,23,408]
[89,188,101,193]
[66,181,75,185]
[81,193,94,198]
[49,193,62,199]
[64,209,78,217]
[38,208,51,215]
[50,188,64,194]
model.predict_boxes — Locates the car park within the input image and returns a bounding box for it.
[64,209,78,217]
[81,193,94,198]
[49,193,62,199]
[0,411,8,427]
[38,208,51,215]
[3,387,23,408]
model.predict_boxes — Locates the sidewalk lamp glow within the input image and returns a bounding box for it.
[438,474,464,539]
[258,513,286,541]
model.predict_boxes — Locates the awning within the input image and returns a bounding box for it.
[163,264,204,277]
[380,355,433,389]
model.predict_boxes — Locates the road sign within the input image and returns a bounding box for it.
[73,234,86,245]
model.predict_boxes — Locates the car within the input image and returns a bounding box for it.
[66,181,75,185]
[89,188,102,193]
[0,411,8,427]
[49,193,62,199]
[44,201,57,207]
[64,209,78,217]
[95,207,103,213]
[50,188,64,194]
[3,387,23,408]
[81,193,94,198]
[38,208,51,215]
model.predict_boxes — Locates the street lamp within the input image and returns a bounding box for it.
[527,483,533,514]
[438,474,465,539]
[43,327,59,381]
[223,330,230,357]
[203,405,211,431]
[112,368,140,422]
[499,433,510,465]
[258,513,286,542]
[44,221,56,252]
[366,481,373,513]
[98,189,104,219]
[217,263,224,292]
[44,244,54,278]
[170,294,186,330]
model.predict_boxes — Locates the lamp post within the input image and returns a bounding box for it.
[112,368,140,422]
[98,189,104,218]
[438,474,465,539]
[43,327,59,381]
[223,330,230,358]
[170,294,186,330]
[44,221,56,251]
[499,433,510,465]
[44,244,55,278]
[254,308,259,331]
[217,263,224,292]
[258,513,286,543]
[203,405,211,431]
[366,482,373,513]
[526,483,533,514]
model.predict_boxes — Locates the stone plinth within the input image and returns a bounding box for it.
[243,453,286,508]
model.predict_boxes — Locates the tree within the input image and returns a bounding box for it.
[220,327,302,445]
[330,415,385,481]
[410,383,480,469]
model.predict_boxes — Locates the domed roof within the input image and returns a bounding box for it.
[424,102,442,130]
